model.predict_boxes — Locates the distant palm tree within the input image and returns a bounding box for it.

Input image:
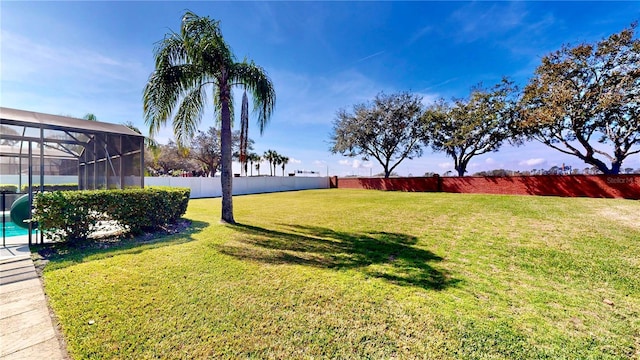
[247,153,260,176]
[239,90,249,176]
[280,156,289,176]
[143,11,275,224]
[272,152,282,176]
[263,150,278,176]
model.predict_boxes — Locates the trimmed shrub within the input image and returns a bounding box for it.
[0,185,18,193]
[33,187,190,242]
[22,184,78,192]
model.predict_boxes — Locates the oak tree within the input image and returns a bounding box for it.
[517,24,640,174]
[423,79,518,176]
[330,92,426,178]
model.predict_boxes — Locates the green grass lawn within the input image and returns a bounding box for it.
[38,189,639,359]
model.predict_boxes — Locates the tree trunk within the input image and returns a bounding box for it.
[455,159,469,177]
[584,155,615,175]
[610,159,622,175]
[219,81,235,224]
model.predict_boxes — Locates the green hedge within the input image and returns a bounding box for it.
[33,187,190,242]
[0,185,18,193]
[0,184,78,193]
[22,184,78,192]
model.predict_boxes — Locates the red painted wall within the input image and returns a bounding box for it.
[336,175,640,199]
[337,177,440,192]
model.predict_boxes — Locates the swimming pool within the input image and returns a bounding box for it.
[1,220,30,237]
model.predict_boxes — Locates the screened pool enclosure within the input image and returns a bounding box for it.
[0,107,145,244]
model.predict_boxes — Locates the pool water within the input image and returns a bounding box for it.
[2,221,30,237]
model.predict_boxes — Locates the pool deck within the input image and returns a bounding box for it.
[0,235,32,260]
[1,234,67,359]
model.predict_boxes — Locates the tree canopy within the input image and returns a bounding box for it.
[330,92,427,178]
[146,140,199,176]
[424,79,518,176]
[191,127,222,177]
[517,23,640,174]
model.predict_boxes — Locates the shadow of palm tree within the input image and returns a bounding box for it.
[33,220,209,270]
[219,223,457,290]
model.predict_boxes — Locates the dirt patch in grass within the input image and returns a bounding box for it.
[597,206,640,230]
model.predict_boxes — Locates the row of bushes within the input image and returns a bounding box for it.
[33,187,190,242]
[0,184,79,193]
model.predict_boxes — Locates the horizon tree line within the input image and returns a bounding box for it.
[143,129,292,178]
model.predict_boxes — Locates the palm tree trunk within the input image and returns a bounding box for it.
[219,81,235,224]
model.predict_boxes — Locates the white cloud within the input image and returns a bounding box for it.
[267,69,378,127]
[519,158,546,167]
[0,30,150,133]
[313,160,327,167]
[337,159,374,169]
[269,68,440,127]
[485,157,497,165]
[450,2,528,42]
[416,92,441,106]
[407,25,433,46]
[438,162,452,169]
[289,157,302,164]
[1,31,146,88]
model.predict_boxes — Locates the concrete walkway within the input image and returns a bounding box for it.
[1,235,66,359]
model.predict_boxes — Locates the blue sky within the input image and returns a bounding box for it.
[2,1,639,176]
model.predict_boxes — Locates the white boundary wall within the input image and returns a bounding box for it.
[144,176,330,199]
[1,175,78,186]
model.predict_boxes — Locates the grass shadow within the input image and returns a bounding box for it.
[31,219,209,271]
[219,223,458,290]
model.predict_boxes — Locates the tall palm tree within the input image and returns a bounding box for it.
[255,158,262,176]
[272,154,280,176]
[280,156,289,176]
[239,90,249,176]
[247,153,260,176]
[143,11,275,224]
[263,150,277,176]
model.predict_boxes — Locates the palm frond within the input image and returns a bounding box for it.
[173,85,208,148]
[230,61,276,134]
[182,11,235,73]
[143,63,203,137]
[154,32,187,69]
